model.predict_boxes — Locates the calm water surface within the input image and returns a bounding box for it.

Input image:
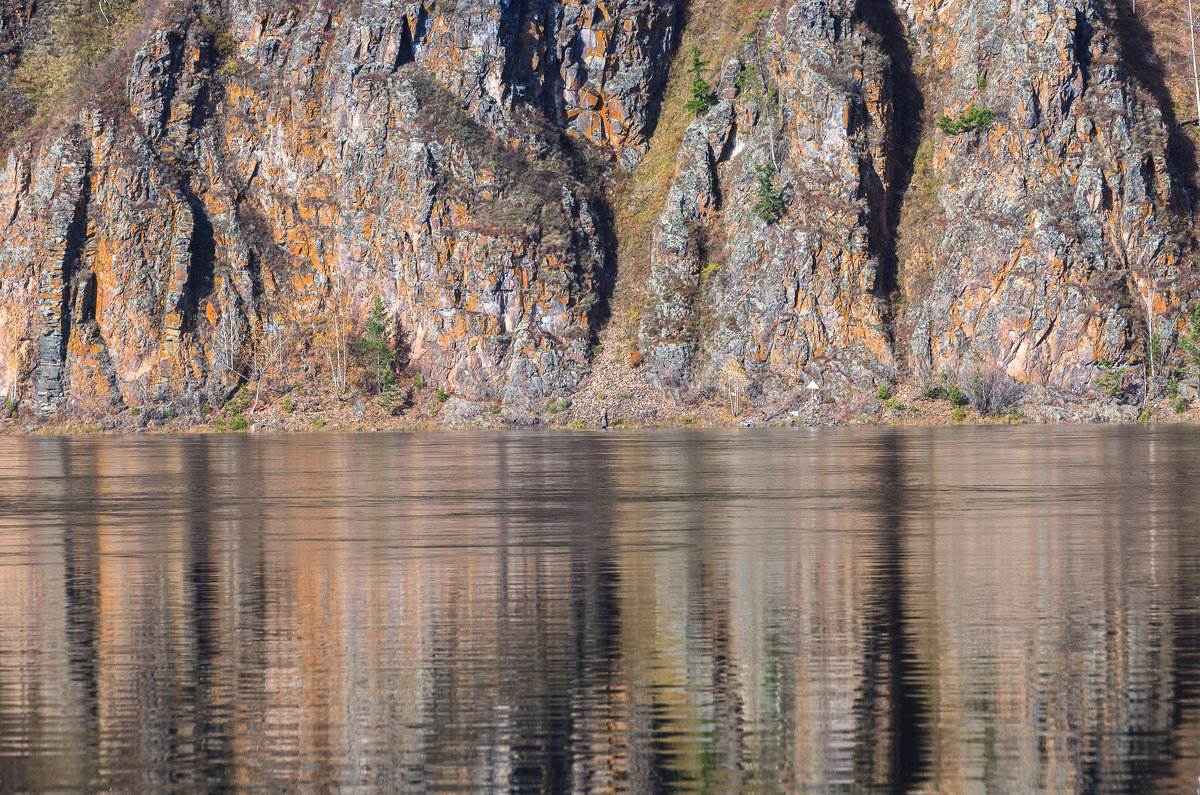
[1,427,1199,791]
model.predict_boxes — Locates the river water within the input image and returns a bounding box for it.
[0,427,1198,791]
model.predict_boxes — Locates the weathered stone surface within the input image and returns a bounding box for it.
[0,0,1196,418]
[641,1,897,398]
[898,0,1188,395]
[641,0,1194,406]
[1,0,679,413]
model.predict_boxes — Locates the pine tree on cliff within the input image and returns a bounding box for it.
[1179,305,1200,395]
[752,163,786,223]
[361,297,395,394]
[684,45,717,114]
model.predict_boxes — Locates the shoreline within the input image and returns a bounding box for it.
[2,386,1193,436]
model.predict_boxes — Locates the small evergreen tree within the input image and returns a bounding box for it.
[683,45,717,114]
[361,296,395,393]
[377,382,405,414]
[1095,354,1127,400]
[1179,304,1200,393]
[752,163,786,223]
[936,105,994,135]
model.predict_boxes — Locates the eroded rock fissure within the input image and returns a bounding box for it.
[179,179,217,335]
[857,0,923,312]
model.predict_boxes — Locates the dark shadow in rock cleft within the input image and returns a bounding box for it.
[855,0,925,354]
[1110,0,1198,209]
[179,180,216,335]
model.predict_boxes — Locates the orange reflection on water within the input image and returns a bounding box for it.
[0,428,1197,791]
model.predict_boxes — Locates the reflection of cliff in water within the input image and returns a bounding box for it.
[0,429,1198,790]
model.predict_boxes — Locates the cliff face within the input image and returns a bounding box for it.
[0,0,1194,420]
[897,0,1186,395]
[641,1,898,397]
[642,0,1191,403]
[0,0,679,413]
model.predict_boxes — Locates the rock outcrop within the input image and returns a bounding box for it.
[641,0,1193,405]
[0,0,1195,421]
[0,0,678,414]
[897,0,1188,396]
[641,1,899,398]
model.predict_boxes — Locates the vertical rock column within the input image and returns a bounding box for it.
[34,144,89,414]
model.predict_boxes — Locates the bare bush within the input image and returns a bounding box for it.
[310,275,353,401]
[719,359,748,415]
[249,317,287,413]
[212,303,242,379]
[958,364,1022,415]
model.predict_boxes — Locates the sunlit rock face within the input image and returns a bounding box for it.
[641,0,1191,401]
[0,0,1193,416]
[896,0,1187,395]
[0,0,678,413]
[640,2,899,395]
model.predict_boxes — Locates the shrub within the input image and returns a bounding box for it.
[377,383,405,414]
[884,397,900,410]
[1169,374,1180,398]
[736,65,759,92]
[752,163,787,223]
[312,416,327,428]
[282,396,295,413]
[959,366,1021,415]
[412,372,424,389]
[227,392,250,415]
[950,406,967,423]
[166,406,175,421]
[1175,396,1188,414]
[229,415,249,431]
[937,105,994,135]
[876,384,892,400]
[491,403,502,415]
[947,384,968,407]
[682,416,695,425]
[130,406,140,416]
[436,387,448,403]
[1179,305,1200,392]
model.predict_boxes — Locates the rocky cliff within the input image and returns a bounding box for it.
[0,0,1195,424]
[642,0,1194,409]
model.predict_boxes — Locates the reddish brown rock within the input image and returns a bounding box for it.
[0,0,1196,421]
